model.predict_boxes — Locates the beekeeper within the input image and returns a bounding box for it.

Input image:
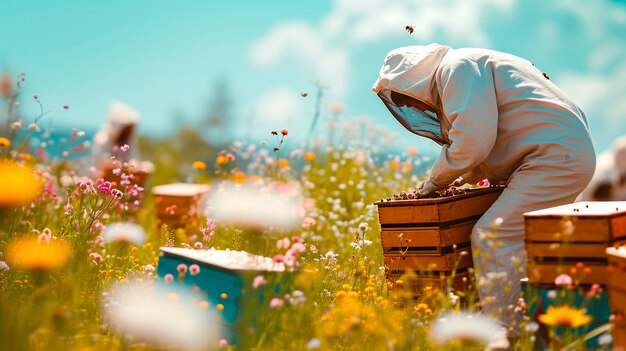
[580,136,626,201]
[373,44,596,333]
[92,101,141,170]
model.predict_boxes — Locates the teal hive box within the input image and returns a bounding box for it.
[521,278,611,348]
[156,247,287,346]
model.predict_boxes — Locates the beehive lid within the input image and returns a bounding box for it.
[524,201,626,218]
[159,247,286,273]
[152,183,210,197]
[607,246,626,261]
[374,186,502,207]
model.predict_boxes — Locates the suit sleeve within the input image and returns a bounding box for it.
[430,58,498,186]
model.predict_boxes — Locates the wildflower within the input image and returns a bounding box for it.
[306,338,321,349]
[102,222,146,245]
[0,160,42,207]
[177,264,188,274]
[252,275,267,289]
[216,155,227,165]
[304,152,316,161]
[233,171,246,183]
[189,264,200,276]
[90,252,104,263]
[0,137,10,148]
[6,237,71,271]
[63,105,69,109]
[192,161,206,170]
[193,242,203,249]
[554,273,573,286]
[269,298,284,308]
[33,94,38,100]
[219,339,228,349]
[164,274,174,283]
[538,305,592,328]
[277,158,289,168]
[280,129,288,136]
[277,237,290,249]
[388,159,400,172]
[102,282,218,349]
[429,311,509,348]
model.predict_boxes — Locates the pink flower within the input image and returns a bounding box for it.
[37,233,50,245]
[33,94,38,100]
[219,339,228,349]
[164,273,174,283]
[309,244,318,253]
[121,144,130,152]
[63,105,69,110]
[554,273,573,286]
[189,264,200,276]
[89,252,104,263]
[273,254,285,263]
[177,264,187,274]
[290,242,306,254]
[252,275,267,289]
[276,237,290,249]
[193,242,203,249]
[269,298,284,308]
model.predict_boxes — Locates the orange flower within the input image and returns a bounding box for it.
[192,161,206,170]
[0,160,42,207]
[0,137,10,148]
[6,237,72,271]
[402,161,412,173]
[216,155,227,165]
[280,129,288,136]
[406,146,418,157]
[233,171,246,183]
[304,152,316,161]
[388,160,401,172]
[278,158,290,168]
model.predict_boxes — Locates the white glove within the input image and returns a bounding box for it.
[452,176,466,187]
[416,178,442,197]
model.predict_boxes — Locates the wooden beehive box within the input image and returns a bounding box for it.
[152,183,210,228]
[375,187,503,292]
[157,247,287,347]
[524,201,626,285]
[607,246,626,348]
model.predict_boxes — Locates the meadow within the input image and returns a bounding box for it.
[0,75,614,350]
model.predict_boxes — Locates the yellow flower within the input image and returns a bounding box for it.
[277,158,289,168]
[304,152,316,161]
[0,160,42,207]
[192,161,206,170]
[0,137,10,148]
[538,305,592,328]
[6,237,71,271]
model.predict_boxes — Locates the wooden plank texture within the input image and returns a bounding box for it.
[526,262,607,285]
[609,288,626,314]
[608,263,626,293]
[381,221,474,250]
[524,218,611,242]
[384,250,473,272]
[375,187,502,225]
[525,242,608,259]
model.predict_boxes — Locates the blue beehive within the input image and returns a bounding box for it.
[156,247,287,347]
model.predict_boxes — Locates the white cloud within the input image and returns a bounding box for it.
[255,87,299,124]
[558,62,626,152]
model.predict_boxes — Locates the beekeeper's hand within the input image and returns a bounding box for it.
[452,176,466,187]
[416,178,442,197]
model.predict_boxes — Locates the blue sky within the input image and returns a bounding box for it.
[2,0,626,154]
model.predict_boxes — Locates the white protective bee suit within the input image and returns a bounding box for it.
[373,44,596,332]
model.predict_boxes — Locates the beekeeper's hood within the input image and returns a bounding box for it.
[373,43,451,145]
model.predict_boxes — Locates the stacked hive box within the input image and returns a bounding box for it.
[607,246,626,349]
[157,247,287,347]
[524,201,626,285]
[152,183,210,228]
[375,187,503,292]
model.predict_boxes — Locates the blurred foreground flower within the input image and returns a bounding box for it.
[192,161,206,171]
[102,222,146,245]
[0,160,42,207]
[6,237,71,271]
[207,182,303,230]
[538,305,592,328]
[102,282,219,349]
[429,311,508,349]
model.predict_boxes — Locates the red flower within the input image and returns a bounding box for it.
[280,129,288,136]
